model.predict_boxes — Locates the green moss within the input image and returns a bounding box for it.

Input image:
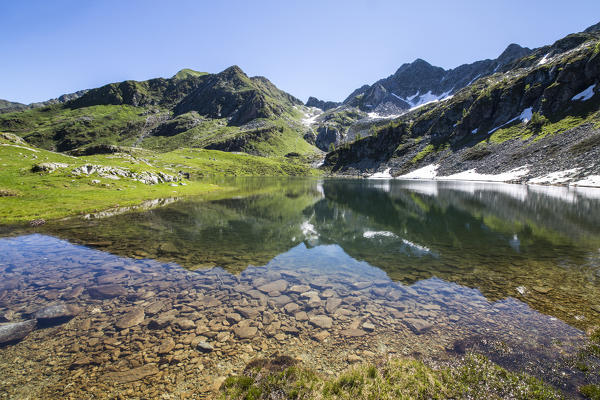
[535,113,598,141]
[411,144,435,163]
[487,123,532,144]
[580,384,600,399]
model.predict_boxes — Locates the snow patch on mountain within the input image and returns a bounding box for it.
[367,112,403,120]
[438,166,529,182]
[398,164,439,179]
[537,53,551,65]
[571,84,596,101]
[573,175,600,187]
[528,168,582,185]
[489,107,533,134]
[391,90,453,111]
[466,74,482,86]
[369,168,392,179]
[301,107,322,126]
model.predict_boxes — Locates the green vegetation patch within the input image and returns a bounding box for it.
[0,141,219,223]
[411,144,435,164]
[0,138,319,223]
[172,68,209,80]
[461,143,492,161]
[536,112,600,141]
[580,384,600,399]
[0,104,149,151]
[149,148,321,177]
[487,123,532,144]
[410,142,449,164]
[220,354,560,400]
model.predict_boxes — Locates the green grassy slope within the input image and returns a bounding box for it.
[0,134,319,223]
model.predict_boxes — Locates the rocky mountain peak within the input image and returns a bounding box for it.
[219,65,247,78]
[306,96,341,111]
[496,43,531,66]
[394,58,440,76]
[584,21,600,33]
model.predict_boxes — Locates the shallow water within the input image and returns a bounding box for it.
[1,178,599,398]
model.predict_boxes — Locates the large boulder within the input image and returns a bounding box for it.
[0,320,36,345]
[33,304,81,326]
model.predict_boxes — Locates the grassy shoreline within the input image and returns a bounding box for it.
[0,134,320,224]
[220,354,562,400]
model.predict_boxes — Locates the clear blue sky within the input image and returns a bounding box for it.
[1,0,599,104]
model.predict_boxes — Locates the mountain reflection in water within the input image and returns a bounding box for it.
[35,178,600,330]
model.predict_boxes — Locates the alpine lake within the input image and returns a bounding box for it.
[1,177,600,399]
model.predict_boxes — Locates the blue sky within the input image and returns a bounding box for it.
[1,0,599,104]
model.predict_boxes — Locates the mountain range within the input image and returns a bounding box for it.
[322,22,600,186]
[0,66,314,156]
[1,21,600,185]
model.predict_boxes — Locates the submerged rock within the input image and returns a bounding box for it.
[115,308,145,329]
[234,325,257,339]
[174,319,195,330]
[88,284,127,299]
[102,364,159,383]
[340,328,367,337]
[325,298,342,314]
[33,304,81,326]
[145,301,165,316]
[257,279,288,293]
[362,322,376,332]
[308,315,332,329]
[0,279,20,293]
[157,337,175,354]
[404,318,433,334]
[63,286,84,299]
[0,320,36,345]
[196,341,214,353]
[148,313,176,329]
[532,286,553,294]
